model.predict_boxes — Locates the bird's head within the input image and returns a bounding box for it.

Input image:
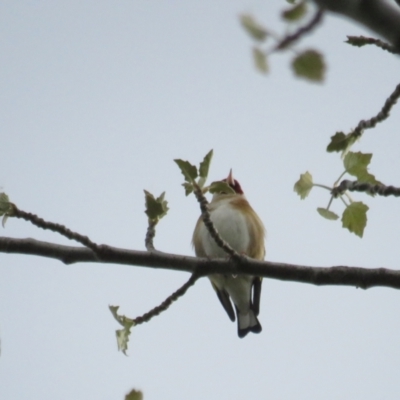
[209,169,243,198]
[223,169,244,195]
[209,170,245,203]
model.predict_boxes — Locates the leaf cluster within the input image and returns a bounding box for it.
[144,191,169,222]
[174,149,213,195]
[239,3,325,82]
[294,151,378,237]
[174,149,233,196]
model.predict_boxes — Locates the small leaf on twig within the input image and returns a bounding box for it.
[343,152,379,184]
[182,182,194,196]
[317,207,339,220]
[294,171,313,199]
[342,201,369,237]
[0,192,11,215]
[174,159,198,182]
[344,151,371,175]
[253,47,269,73]
[109,305,135,355]
[292,50,325,82]
[282,1,307,22]
[209,181,235,195]
[125,389,143,400]
[0,192,13,227]
[199,149,213,181]
[326,132,355,153]
[144,190,169,221]
[240,14,268,42]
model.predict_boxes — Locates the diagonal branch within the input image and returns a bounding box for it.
[2,236,400,290]
[327,82,400,152]
[351,83,400,141]
[11,204,100,252]
[275,8,325,50]
[133,273,200,325]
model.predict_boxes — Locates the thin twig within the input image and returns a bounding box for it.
[275,8,325,51]
[133,273,200,325]
[346,35,399,54]
[145,219,158,251]
[192,183,242,260]
[10,204,100,252]
[351,83,400,141]
[332,180,400,198]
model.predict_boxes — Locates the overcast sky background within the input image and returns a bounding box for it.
[1,1,400,399]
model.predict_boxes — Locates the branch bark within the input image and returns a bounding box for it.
[313,0,400,49]
[1,236,400,290]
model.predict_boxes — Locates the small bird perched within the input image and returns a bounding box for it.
[192,170,265,338]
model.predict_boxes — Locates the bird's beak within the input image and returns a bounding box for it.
[227,169,234,186]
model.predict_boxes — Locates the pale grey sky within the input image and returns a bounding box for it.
[1,1,400,399]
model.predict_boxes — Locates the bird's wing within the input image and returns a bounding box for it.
[229,197,265,260]
[251,277,262,316]
[211,281,236,322]
[192,216,207,257]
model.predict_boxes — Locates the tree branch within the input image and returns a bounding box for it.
[145,219,158,252]
[351,82,400,141]
[346,35,399,54]
[332,180,400,197]
[275,8,325,50]
[327,82,400,152]
[312,0,400,49]
[11,204,100,252]
[2,236,400,290]
[133,273,200,325]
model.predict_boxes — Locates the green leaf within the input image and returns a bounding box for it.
[293,171,313,199]
[174,159,198,182]
[0,192,11,216]
[209,181,235,195]
[343,152,379,184]
[199,149,213,180]
[116,326,133,355]
[282,2,307,21]
[182,182,194,196]
[344,151,371,175]
[317,207,339,220]
[125,389,144,400]
[253,47,268,73]
[342,201,369,237]
[109,305,135,355]
[0,192,13,227]
[240,14,268,42]
[109,305,133,326]
[326,132,355,153]
[144,190,169,220]
[292,50,325,82]
[356,170,379,185]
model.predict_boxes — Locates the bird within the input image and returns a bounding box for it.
[192,170,265,338]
